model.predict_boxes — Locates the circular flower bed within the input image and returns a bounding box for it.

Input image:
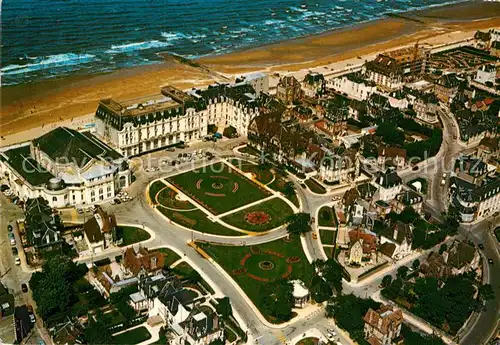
[258,260,275,271]
[244,211,271,225]
[212,182,224,190]
[286,256,301,264]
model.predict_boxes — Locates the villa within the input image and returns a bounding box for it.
[379,221,413,260]
[363,304,403,345]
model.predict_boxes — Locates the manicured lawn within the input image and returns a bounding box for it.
[305,178,326,194]
[319,229,336,245]
[157,204,242,236]
[156,187,195,210]
[118,226,151,247]
[155,247,181,268]
[113,327,151,345]
[229,159,275,185]
[318,206,337,227]
[167,162,270,214]
[268,176,300,207]
[407,177,428,195]
[198,235,314,323]
[295,337,319,345]
[221,197,294,232]
[173,261,196,277]
[149,180,166,203]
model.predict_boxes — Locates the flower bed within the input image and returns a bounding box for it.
[245,211,271,225]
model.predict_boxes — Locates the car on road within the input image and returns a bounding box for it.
[300,183,306,189]
[21,283,28,293]
[312,232,318,240]
[441,178,446,186]
[7,224,13,232]
[165,147,175,152]
[478,244,484,250]
[488,258,494,265]
[327,329,336,336]
[327,333,335,341]
[15,257,21,265]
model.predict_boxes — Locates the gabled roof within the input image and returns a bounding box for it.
[436,74,460,89]
[348,229,377,253]
[446,241,476,269]
[375,170,402,189]
[381,221,412,245]
[396,190,423,206]
[123,247,165,277]
[363,305,403,335]
[378,146,407,160]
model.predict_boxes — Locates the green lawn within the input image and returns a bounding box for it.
[225,328,238,343]
[155,247,182,268]
[198,235,313,322]
[221,197,294,232]
[267,176,300,207]
[167,162,270,214]
[318,206,337,227]
[113,327,151,345]
[118,226,151,247]
[295,337,319,345]
[149,180,166,203]
[305,178,326,194]
[156,187,195,210]
[157,204,242,236]
[319,229,336,245]
[229,159,275,185]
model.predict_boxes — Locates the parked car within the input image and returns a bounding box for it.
[165,147,175,152]
[412,165,419,171]
[0,185,9,192]
[114,198,121,204]
[7,224,13,232]
[21,283,28,293]
[15,257,21,265]
[29,313,36,324]
[11,247,18,256]
[488,258,494,265]
[77,208,84,214]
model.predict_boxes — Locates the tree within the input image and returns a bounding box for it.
[84,318,113,345]
[381,275,392,288]
[397,266,409,279]
[439,243,448,254]
[261,279,294,322]
[412,259,420,271]
[312,259,343,295]
[215,297,232,319]
[310,274,332,303]
[478,284,495,301]
[283,182,296,198]
[286,213,311,235]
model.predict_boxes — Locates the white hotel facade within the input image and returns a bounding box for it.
[95,81,266,157]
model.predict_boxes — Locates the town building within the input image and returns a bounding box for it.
[301,72,325,98]
[276,76,302,104]
[364,55,404,91]
[443,241,480,276]
[327,72,377,101]
[379,221,413,260]
[377,147,407,171]
[393,190,424,215]
[475,64,496,85]
[235,72,269,96]
[346,229,378,266]
[449,156,500,222]
[24,197,63,257]
[373,169,403,202]
[82,206,119,254]
[413,92,439,124]
[435,73,461,103]
[123,247,165,279]
[95,84,260,157]
[0,127,130,208]
[420,252,451,280]
[491,41,500,58]
[363,304,403,345]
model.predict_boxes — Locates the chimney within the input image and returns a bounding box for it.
[151,256,157,269]
[393,225,399,241]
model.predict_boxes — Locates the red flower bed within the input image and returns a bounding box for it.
[281,265,293,279]
[244,211,271,225]
[205,192,225,197]
[286,256,301,264]
[264,249,284,258]
[247,273,269,282]
[196,179,203,189]
[232,182,239,193]
[240,253,252,266]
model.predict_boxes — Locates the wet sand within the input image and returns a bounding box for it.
[1,1,499,141]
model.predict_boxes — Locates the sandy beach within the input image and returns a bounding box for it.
[1,1,499,144]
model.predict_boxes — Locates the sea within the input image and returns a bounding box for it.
[1,0,463,86]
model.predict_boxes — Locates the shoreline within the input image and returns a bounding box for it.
[1,1,500,143]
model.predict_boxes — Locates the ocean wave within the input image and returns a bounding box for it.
[161,31,208,43]
[263,19,285,26]
[1,53,96,75]
[106,40,172,54]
